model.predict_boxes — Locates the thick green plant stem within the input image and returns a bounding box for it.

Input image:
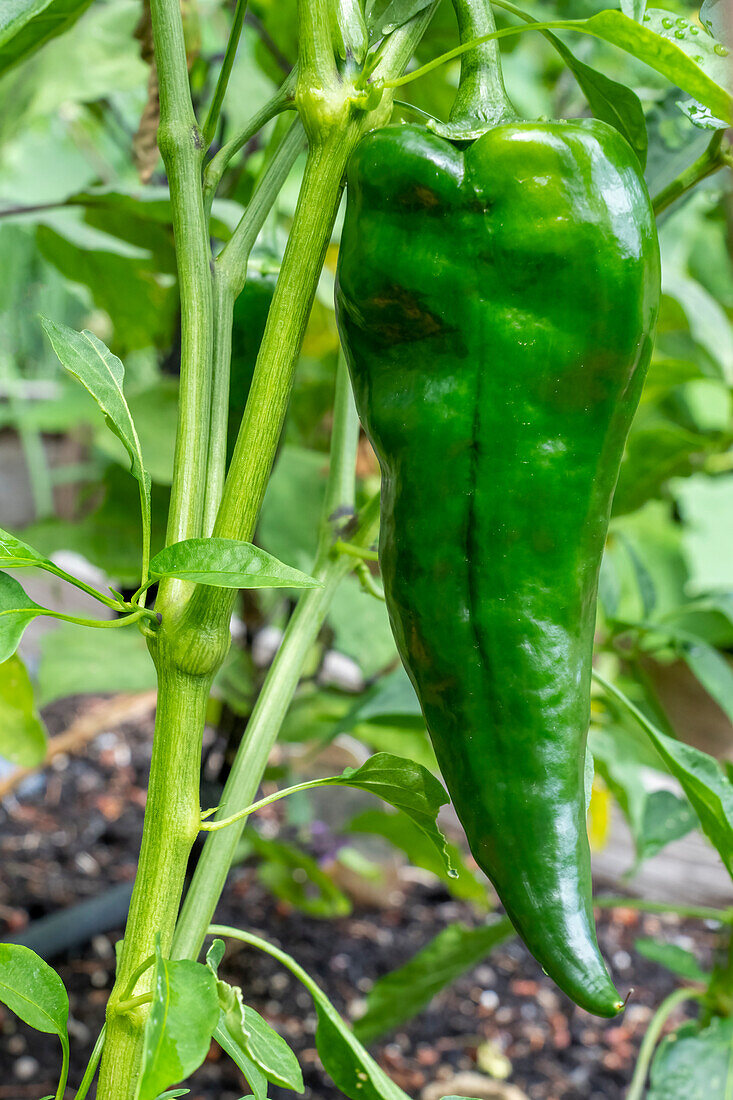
[449,0,514,131]
[171,539,368,960]
[172,363,374,962]
[151,0,213,575]
[96,659,216,1097]
[214,137,359,542]
[205,0,389,545]
[96,0,216,1091]
[203,119,306,536]
[184,119,374,633]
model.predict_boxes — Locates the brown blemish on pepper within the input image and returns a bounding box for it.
[365,285,445,343]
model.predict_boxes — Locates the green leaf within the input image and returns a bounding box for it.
[0,526,57,571]
[0,571,44,662]
[329,576,397,677]
[65,184,238,245]
[634,939,710,983]
[580,9,732,124]
[617,533,657,619]
[662,272,733,384]
[607,504,720,640]
[218,984,303,1093]
[243,831,351,918]
[149,539,321,590]
[371,0,434,37]
[40,319,151,559]
[641,8,732,91]
[700,0,729,45]
[10,0,147,116]
[615,422,711,516]
[562,47,647,166]
[648,1016,733,1099]
[494,5,647,165]
[678,98,729,130]
[213,927,414,1100]
[155,1093,190,1099]
[620,0,646,19]
[337,666,422,729]
[674,475,733,595]
[0,0,93,78]
[314,998,410,1100]
[681,640,733,725]
[353,920,514,1043]
[259,446,328,572]
[328,753,454,878]
[41,318,150,491]
[638,789,698,863]
[214,1020,268,1100]
[347,722,437,772]
[95,380,179,487]
[0,655,47,766]
[584,743,594,816]
[347,808,488,907]
[590,723,696,867]
[597,675,733,876]
[205,939,226,976]
[138,949,220,1100]
[598,553,621,619]
[0,943,69,1036]
[36,222,177,355]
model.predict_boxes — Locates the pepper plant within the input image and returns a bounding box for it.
[0,0,732,1097]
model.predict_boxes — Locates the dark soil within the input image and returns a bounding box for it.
[0,695,722,1100]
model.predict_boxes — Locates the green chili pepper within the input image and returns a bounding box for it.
[335,116,660,1015]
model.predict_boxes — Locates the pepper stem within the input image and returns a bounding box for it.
[448,0,516,134]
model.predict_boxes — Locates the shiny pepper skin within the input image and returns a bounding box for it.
[336,120,660,1016]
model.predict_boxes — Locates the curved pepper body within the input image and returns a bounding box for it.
[336,121,660,1016]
